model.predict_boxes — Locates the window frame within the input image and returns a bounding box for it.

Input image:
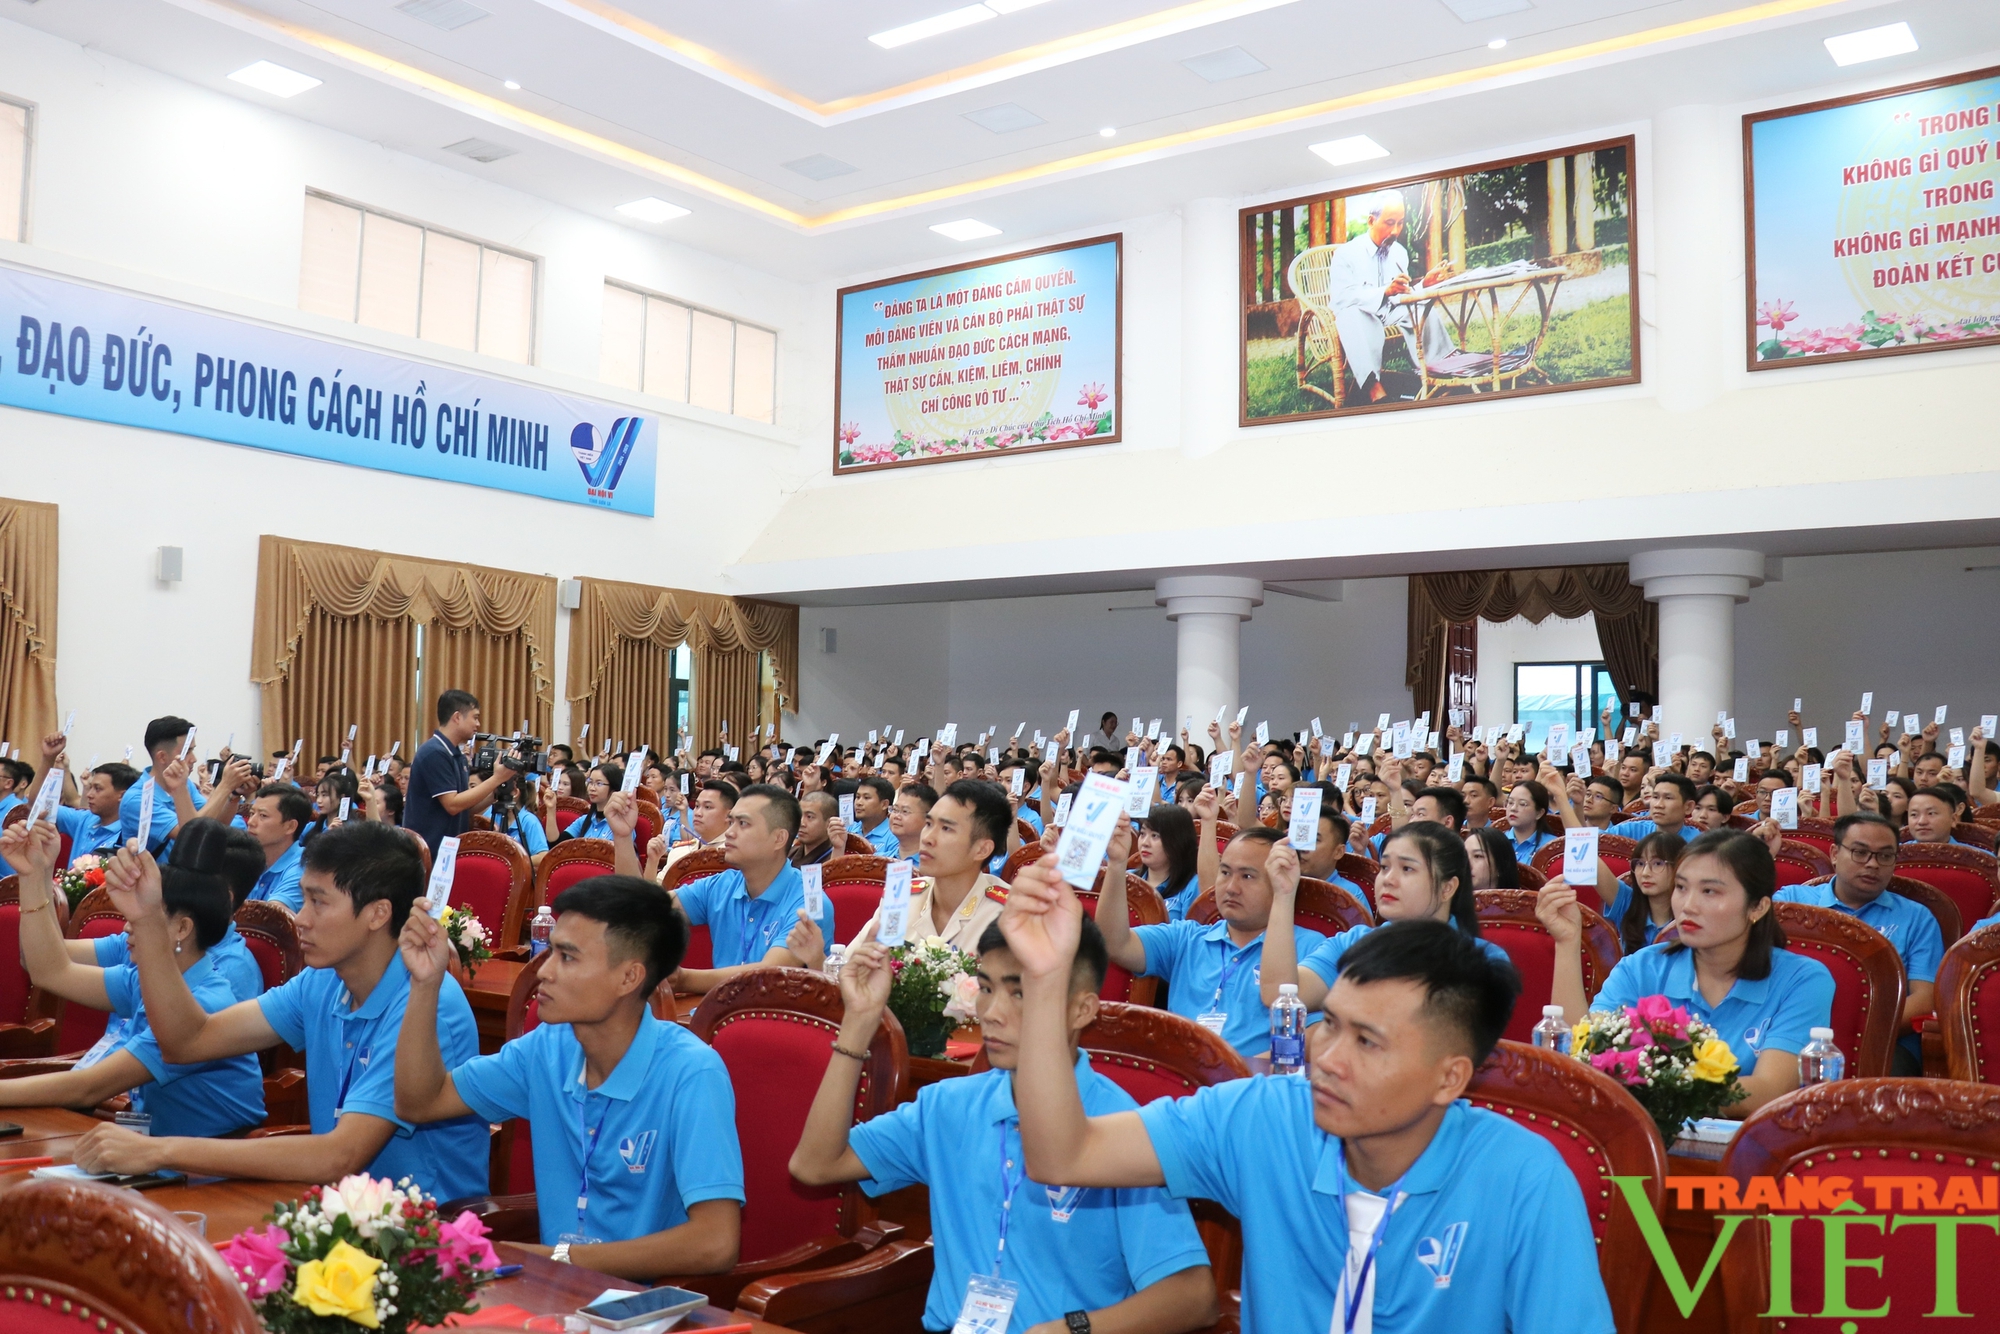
[1512,659,1623,743]
[602,277,778,423]
[0,91,36,245]
[302,188,540,364]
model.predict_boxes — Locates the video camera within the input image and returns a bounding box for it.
[472,732,549,779]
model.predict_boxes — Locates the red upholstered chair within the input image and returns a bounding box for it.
[1015,817,1039,846]
[1895,843,2000,943]
[1532,833,1638,881]
[660,846,729,971]
[232,900,304,1072]
[485,950,548,1194]
[633,799,661,856]
[820,855,888,945]
[1515,864,1546,891]
[447,830,532,950]
[1939,920,2000,1082]
[1213,820,1239,852]
[0,808,71,870]
[555,794,589,825]
[1475,889,1620,1044]
[1465,1040,1666,1334]
[999,840,1044,883]
[1788,818,1838,858]
[55,888,124,1056]
[0,1175,263,1334]
[1335,853,1378,912]
[839,832,875,857]
[1719,1079,2000,1330]
[401,827,431,879]
[0,877,61,1058]
[535,836,618,910]
[1189,877,1371,939]
[1771,902,1906,1078]
[1771,839,1833,887]
[1078,873,1168,1006]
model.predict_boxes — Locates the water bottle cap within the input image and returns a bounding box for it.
[1278,983,1298,996]
[1543,1004,1564,1017]
[1809,1026,1834,1040]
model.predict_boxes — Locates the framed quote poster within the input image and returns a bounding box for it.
[1240,137,1637,423]
[1746,64,2000,369]
[834,235,1121,473]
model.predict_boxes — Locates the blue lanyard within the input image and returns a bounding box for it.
[1338,1161,1407,1334]
[993,1123,1027,1278]
[1210,938,1258,1010]
[574,1066,612,1217]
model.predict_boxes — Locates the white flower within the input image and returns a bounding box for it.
[941,972,981,1022]
[330,1174,398,1237]
[461,917,490,945]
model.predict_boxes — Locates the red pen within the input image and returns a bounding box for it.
[0,1157,54,1170]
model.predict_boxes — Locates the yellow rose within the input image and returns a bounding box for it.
[292,1239,382,1327]
[1688,1036,1738,1084]
[1570,1020,1591,1051]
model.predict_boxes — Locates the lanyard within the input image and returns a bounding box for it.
[993,1123,1027,1278]
[1336,1162,1407,1334]
[574,1064,612,1216]
[1210,938,1258,1011]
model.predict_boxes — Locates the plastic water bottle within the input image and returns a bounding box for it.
[1799,1027,1845,1084]
[1269,984,1307,1075]
[529,906,554,958]
[1531,1005,1572,1054]
[824,943,846,983]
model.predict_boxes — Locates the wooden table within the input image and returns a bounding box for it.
[477,1249,801,1332]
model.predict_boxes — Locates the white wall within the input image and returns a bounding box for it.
[1473,615,1608,731]
[0,19,821,762]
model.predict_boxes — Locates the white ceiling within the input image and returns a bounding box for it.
[6,0,1991,280]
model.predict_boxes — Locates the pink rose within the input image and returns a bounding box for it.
[1590,1048,1645,1086]
[433,1210,502,1279]
[218,1223,291,1298]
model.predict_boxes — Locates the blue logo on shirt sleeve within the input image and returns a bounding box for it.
[1417,1222,1467,1288]
[618,1129,657,1174]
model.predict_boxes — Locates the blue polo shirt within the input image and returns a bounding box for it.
[1300,922,1513,993]
[95,925,265,1001]
[248,840,305,913]
[862,819,901,858]
[1137,1079,1613,1334]
[1508,827,1558,862]
[451,1010,745,1247]
[118,768,200,853]
[493,809,548,856]
[675,865,835,968]
[1157,874,1200,922]
[563,812,614,843]
[257,952,488,1203]
[1774,879,1942,982]
[1604,818,1698,843]
[851,1055,1208,1334]
[53,806,122,862]
[1604,880,1669,948]
[101,956,265,1138]
[1133,919,1329,1056]
[1593,942,1835,1071]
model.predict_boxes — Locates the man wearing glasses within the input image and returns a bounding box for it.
[1775,812,1940,1074]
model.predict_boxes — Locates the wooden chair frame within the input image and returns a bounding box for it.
[452,829,534,949]
[1771,901,1907,1078]
[1189,878,1372,937]
[1894,842,2000,927]
[999,841,1044,884]
[1938,921,2000,1082]
[232,900,305,1074]
[1475,888,1621,1002]
[533,837,619,908]
[659,845,729,892]
[1771,838,1833,885]
[1530,833,1638,877]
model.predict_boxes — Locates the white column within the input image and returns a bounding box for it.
[1156,576,1263,731]
[1650,105,1732,413]
[1629,549,1765,736]
[1180,198,1238,460]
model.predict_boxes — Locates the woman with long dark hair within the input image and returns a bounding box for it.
[1464,826,1520,890]
[1137,802,1205,920]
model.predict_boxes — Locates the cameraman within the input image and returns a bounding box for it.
[477,766,549,858]
[404,690,520,855]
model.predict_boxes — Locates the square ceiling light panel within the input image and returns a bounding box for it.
[1180,46,1269,81]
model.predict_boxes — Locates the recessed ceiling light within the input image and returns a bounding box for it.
[617,197,690,223]
[1309,134,1390,167]
[1180,46,1269,82]
[1099,127,1116,138]
[1823,21,1917,66]
[503,79,521,90]
[870,5,995,49]
[931,219,1001,241]
[1487,37,1507,49]
[227,61,322,98]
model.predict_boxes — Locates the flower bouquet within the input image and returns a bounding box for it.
[437,906,492,975]
[57,854,106,913]
[886,935,979,1058]
[217,1173,500,1333]
[1570,995,1746,1144]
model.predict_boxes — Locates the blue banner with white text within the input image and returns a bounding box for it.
[0,262,656,514]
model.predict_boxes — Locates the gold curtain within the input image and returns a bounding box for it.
[0,499,58,751]
[1406,565,1658,717]
[253,536,555,760]
[566,577,798,753]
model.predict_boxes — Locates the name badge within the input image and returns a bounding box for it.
[952,1274,1018,1334]
[1195,1011,1228,1036]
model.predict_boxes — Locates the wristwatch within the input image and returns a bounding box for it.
[1064,1312,1091,1334]
[551,1243,572,1264]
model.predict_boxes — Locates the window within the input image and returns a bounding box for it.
[0,95,31,244]
[599,281,776,423]
[297,192,536,364]
[1514,661,1623,750]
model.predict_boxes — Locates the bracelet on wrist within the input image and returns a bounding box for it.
[830,1038,870,1062]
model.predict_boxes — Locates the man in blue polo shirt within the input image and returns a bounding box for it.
[791,914,1215,1334]
[55,760,140,863]
[395,875,744,1278]
[119,716,204,854]
[851,776,902,858]
[669,783,834,995]
[1605,771,1700,843]
[1001,868,1613,1334]
[1774,811,1941,1074]
[1096,823,1327,1057]
[70,822,488,1203]
[240,783,312,912]
[403,690,518,856]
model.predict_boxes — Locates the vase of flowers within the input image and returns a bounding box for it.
[217,1173,500,1334]
[1569,995,1746,1144]
[886,937,980,1058]
[436,906,492,977]
[56,855,105,913]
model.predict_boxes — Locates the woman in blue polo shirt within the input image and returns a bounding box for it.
[1542,828,1835,1118]
[0,820,264,1136]
[1597,830,1688,953]
[1501,780,1558,863]
[544,760,622,845]
[1137,801,1206,921]
[1265,822,1513,1013]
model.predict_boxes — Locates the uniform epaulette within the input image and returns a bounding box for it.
[984,882,1010,904]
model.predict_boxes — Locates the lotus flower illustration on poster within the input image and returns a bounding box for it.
[834,236,1121,472]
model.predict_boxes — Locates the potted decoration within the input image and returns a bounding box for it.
[1569,995,1747,1144]
[885,937,980,1058]
[217,1173,500,1333]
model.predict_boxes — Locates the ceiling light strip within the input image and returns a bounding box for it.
[527,0,1305,123]
[171,0,1859,232]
